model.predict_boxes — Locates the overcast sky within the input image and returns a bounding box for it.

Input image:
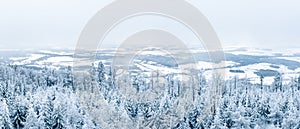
[0,0,299,50]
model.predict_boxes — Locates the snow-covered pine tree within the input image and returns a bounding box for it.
[12,105,27,129]
[24,104,39,129]
[97,61,106,92]
[63,66,74,91]
[42,95,55,129]
[52,105,66,129]
[0,98,13,129]
[273,73,283,92]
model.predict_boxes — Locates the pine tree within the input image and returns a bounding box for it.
[43,96,55,129]
[0,98,13,129]
[273,73,283,92]
[297,76,300,91]
[52,105,66,129]
[24,104,39,129]
[12,105,27,129]
[211,107,227,129]
[107,66,115,90]
[97,62,106,92]
[63,66,74,91]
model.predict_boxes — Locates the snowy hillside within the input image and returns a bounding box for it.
[2,47,299,86]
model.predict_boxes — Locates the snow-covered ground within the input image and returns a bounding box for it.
[39,50,73,56]
[3,47,300,85]
[12,54,45,65]
[225,46,300,57]
[276,57,300,63]
[36,56,73,67]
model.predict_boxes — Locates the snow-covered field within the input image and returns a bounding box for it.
[36,56,73,67]
[2,47,300,85]
[12,54,45,65]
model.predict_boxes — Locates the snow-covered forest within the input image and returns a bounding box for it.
[0,62,300,129]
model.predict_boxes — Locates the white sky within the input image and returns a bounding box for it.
[0,0,299,50]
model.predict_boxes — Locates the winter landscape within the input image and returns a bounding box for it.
[1,0,300,128]
[0,47,300,128]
